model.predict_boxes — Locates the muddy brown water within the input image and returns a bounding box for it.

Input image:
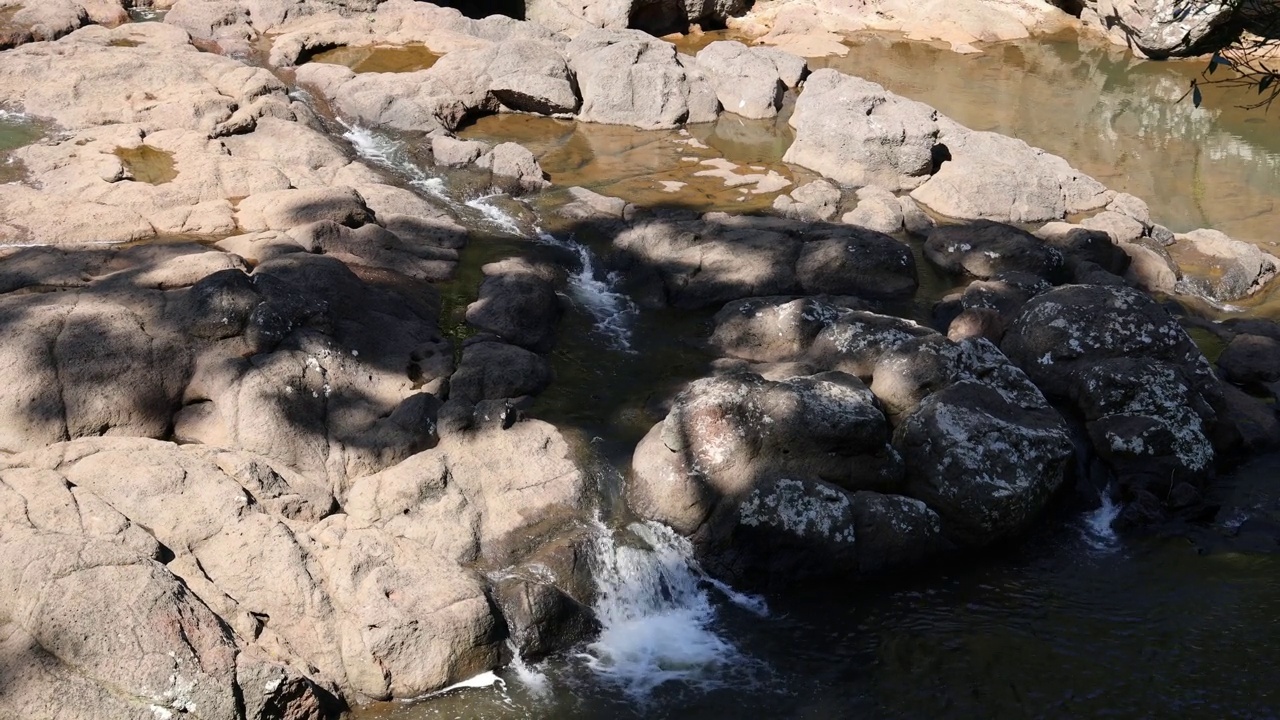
[308,44,441,73]
[113,144,177,184]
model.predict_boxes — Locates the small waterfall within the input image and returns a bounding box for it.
[506,640,552,700]
[1080,484,1122,552]
[537,231,639,353]
[340,123,448,199]
[581,521,767,699]
[465,194,526,235]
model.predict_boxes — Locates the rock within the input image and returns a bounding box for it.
[1218,334,1280,388]
[628,370,908,580]
[898,195,936,235]
[843,186,905,234]
[1216,382,1280,454]
[465,258,563,352]
[710,296,936,379]
[1072,358,1217,489]
[448,340,554,404]
[848,490,951,572]
[1035,221,1130,276]
[558,186,629,221]
[1002,284,1221,497]
[895,375,1073,546]
[433,136,491,167]
[784,70,940,191]
[1119,238,1179,294]
[566,28,721,129]
[695,41,802,119]
[795,226,919,299]
[484,38,581,115]
[613,213,801,308]
[773,179,841,221]
[1081,0,1242,58]
[236,187,373,232]
[947,307,1008,343]
[527,0,750,35]
[1106,192,1151,226]
[925,221,1064,281]
[911,127,1111,223]
[475,142,551,193]
[1148,222,1176,246]
[1168,228,1280,302]
[1081,210,1145,244]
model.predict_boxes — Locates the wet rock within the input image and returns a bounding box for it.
[566,28,721,129]
[710,296,936,379]
[925,221,1065,281]
[1216,382,1280,453]
[1217,334,1280,388]
[1168,228,1280,302]
[773,179,841,221]
[784,70,939,191]
[433,136,490,167]
[465,258,564,352]
[912,127,1111,223]
[489,531,599,660]
[796,226,919,299]
[843,186,905,234]
[695,40,802,119]
[448,340,554,405]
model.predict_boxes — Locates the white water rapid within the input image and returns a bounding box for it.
[1080,484,1123,553]
[581,521,768,699]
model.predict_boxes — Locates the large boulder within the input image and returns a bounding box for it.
[566,28,720,128]
[694,40,805,119]
[628,370,910,581]
[784,70,941,191]
[465,257,564,352]
[612,213,918,309]
[1002,284,1221,497]
[911,126,1112,223]
[1081,0,1243,59]
[527,0,750,35]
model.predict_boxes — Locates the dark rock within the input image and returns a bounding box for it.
[448,341,553,404]
[925,221,1065,281]
[1218,334,1280,388]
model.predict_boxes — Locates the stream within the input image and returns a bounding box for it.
[3,18,1275,718]
[321,30,1280,720]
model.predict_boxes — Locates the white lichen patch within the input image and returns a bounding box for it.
[738,479,857,544]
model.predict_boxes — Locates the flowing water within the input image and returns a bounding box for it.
[325,33,1280,719]
[0,109,42,184]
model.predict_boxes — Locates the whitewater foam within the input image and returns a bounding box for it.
[537,230,639,353]
[506,640,552,700]
[581,521,767,699]
[1080,484,1122,553]
[341,123,449,200]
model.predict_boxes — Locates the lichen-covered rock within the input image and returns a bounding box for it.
[710,296,936,379]
[895,377,1073,546]
[795,226,919,298]
[1002,284,1222,500]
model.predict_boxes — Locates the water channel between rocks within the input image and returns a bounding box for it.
[325,28,1280,720]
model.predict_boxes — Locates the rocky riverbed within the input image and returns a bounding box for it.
[0,1,1278,718]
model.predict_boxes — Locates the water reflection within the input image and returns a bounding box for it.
[809,33,1280,246]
